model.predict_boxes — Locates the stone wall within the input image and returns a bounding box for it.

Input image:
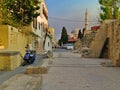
[0,51,23,70]
[0,25,31,55]
[99,20,120,66]
[82,20,109,58]
[0,25,33,70]
[107,20,120,66]
[83,19,120,66]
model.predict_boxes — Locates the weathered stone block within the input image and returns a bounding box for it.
[25,66,34,74]
[0,51,23,70]
[25,66,48,74]
[38,67,48,74]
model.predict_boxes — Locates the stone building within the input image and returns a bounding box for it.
[32,0,48,53]
[68,28,79,43]
[48,27,55,47]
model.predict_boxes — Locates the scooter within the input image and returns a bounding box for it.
[22,50,36,66]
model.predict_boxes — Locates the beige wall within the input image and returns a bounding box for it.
[0,25,40,70]
[89,21,108,58]
[0,25,34,70]
[107,20,120,66]
[87,20,120,66]
[0,52,23,70]
[0,25,34,56]
[0,25,9,49]
[48,27,54,39]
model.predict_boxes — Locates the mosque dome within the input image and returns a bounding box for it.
[71,28,79,34]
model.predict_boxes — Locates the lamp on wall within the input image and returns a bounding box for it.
[0,45,4,49]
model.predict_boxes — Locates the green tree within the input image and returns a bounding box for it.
[60,26,68,44]
[58,39,62,46]
[0,0,40,27]
[78,29,83,40]
[99,0,120,21]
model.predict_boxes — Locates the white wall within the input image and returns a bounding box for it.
[31,0,48,53]
[44,35,52,51]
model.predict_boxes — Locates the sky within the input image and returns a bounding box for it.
[45,0,100,40]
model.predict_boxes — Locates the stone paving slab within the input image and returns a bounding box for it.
[41,51,120,90]
[0,74,42,90]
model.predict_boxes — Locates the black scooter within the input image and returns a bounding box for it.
[22,50,36,66]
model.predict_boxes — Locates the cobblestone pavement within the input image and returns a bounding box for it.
[41,50,120,90]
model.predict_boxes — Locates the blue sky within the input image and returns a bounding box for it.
[45,0,100,40]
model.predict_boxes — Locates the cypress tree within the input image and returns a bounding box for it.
[60,26,68,44]
[78,29,83,40]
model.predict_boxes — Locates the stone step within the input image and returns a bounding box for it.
[25,66,48,74]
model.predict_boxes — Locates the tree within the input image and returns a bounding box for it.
[78,28,86,40]
[0,0,40,27]
[99,0,120,21]
[58,39,62,46]
[78,29,83,40]
[60,26,68,44]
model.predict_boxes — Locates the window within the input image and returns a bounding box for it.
[33,18,37,29]
[48,42,49,47]
[39,23,41,30]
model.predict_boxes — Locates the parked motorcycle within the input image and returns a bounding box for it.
[22,50,36,66]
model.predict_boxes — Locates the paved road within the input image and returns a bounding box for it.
[42,49,120,90]
[0,54,45,84]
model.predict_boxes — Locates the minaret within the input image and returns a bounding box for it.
[85,9,88,34]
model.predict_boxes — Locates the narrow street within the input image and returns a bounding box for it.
[42,49,120,90]
[0,0,120,90]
